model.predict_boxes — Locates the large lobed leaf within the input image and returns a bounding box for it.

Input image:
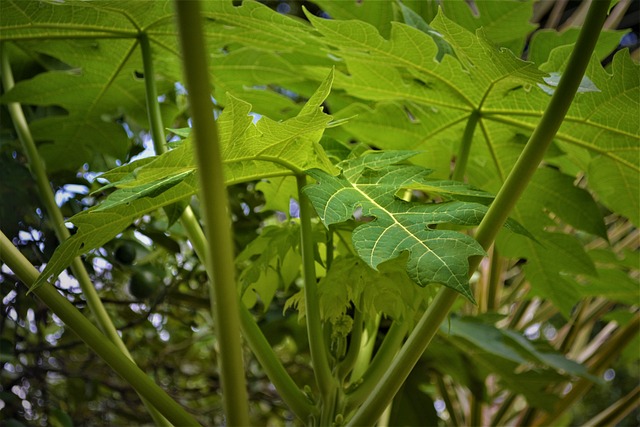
[0,0,179,172]
[298,5,637,314]
[31,71,336,290]
[304,151,492,300]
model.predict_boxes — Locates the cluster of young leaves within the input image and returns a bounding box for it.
[236,223,301,310]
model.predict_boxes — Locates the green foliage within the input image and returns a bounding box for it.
[30,70,336,291]
[1,1,638,426]
[305,151,490,300]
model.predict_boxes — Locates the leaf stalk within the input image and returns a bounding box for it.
[346,1,611,424]
[296,174,336,407]
[452,109,480,182]
[1,43,173,426]
[174,1,250,424]
[139,26,315,422]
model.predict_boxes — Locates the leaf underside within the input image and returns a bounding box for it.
[304,151,491,301]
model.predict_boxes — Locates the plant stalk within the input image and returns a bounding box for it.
[346,1,611,424]
[139,27,315,423]
[349,315,381,383]
[296,174,335,402]
[174,1,250,425]
[139,33,169,156]
[452,109,480,182]
[1,44,172,427]
[0,45,123,348]
[345,320,408,409]
[0,231,200,427]
[178,197,317,421]
[336,307,364,382]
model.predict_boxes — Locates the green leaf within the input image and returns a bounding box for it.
[516,167,607,239]
[31,71,337,290]
[589,155,639,227]
[310,1,395,38]
[237,224,301,311]
[304,151,491,300]
[483,48,640,225]
[339,101,459,179]
[202,1,315,52]
[528,28,625,65]
[0,0,181,171]
[397,1,453,62]
[439,0,537,54]
[318,255,429,322]
[440,316,595,408]
[255,177,298,217]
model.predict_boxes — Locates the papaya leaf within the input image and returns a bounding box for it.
[439,316,596,409]
[528,28,626,66]
[310,0,395,38]
[0,0,179,172]
[30,71,337,290]
[438,0,536,54]
[397,1,454,62]
[304,151,495,300]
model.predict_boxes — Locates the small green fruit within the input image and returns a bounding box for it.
[114,242,137,265]
[128,269,159,299]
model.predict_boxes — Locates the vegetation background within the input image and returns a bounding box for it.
[1,0,638,426]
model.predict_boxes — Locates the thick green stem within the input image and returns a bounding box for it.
[140,29,312,423]
[179,199,316,421]
[238,306,318,420]
[346,287,458,425]
[452,110,480,182]
[0,232,200,427]
[346,2,611,424]
[139,33,168,155]
[336,307,364,382]
[296,175,335,401]
[349,315,381,383]
[174,2,250,425]
[345,320,408,409]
